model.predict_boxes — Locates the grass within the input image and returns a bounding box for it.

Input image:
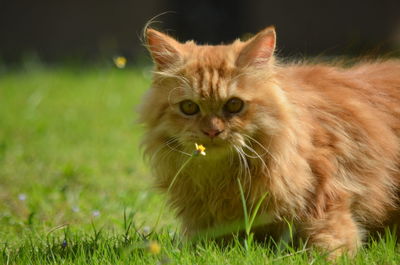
[1,65,399,264]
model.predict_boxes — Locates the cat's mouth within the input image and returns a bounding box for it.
[181,134,236,153]
[201,141,226,149]
[185,137,231,153]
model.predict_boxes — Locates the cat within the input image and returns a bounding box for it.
[139,26,400,258]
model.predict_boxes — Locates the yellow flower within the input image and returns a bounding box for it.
[194,143,206,156]
[113,56,127,68]
[147,241,161,254]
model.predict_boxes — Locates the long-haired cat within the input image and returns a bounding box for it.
[139,26,400,258]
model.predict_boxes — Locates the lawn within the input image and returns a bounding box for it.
[0,65,399,264]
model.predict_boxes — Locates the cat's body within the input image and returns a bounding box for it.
[139,26,400,257]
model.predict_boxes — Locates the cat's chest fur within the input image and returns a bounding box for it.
[159,151,258,232]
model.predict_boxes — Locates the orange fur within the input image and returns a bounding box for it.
[139,27,400,258]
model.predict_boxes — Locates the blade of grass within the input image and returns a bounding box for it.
[237,178,249,234]
[247,192,268,235]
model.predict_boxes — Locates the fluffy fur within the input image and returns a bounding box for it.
[139,26,400,257]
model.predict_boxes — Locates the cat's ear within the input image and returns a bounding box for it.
[145,29,184,69]
[236,26,276,68]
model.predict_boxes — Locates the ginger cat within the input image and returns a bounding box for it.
[139,26,400,258]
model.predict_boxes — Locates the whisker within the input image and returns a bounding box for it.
[150,137,177,160]
[167,84,191,109]
[240,146,259,159]
[150,137,191,166]
[242,143,268,169]
[244,144,273,181]
[233,144,252,201]
[153,71,191,87]
[242,137,274,182]
[165,139,192,157]
[158,141,180,161]
[228,145,235,166]
[243,134,279,163]
[232,145,244,179]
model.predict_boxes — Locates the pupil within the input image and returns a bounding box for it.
[180,100,198,115]
[231,101,238,109]
[226,98,242,113]
[187,102,194,111]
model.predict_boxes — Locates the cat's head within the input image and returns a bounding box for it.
[140,27,289,157]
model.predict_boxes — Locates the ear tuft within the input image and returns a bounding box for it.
[145,29,183,69]
[236,26,276,68]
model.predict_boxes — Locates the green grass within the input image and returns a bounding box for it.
[0,66,399,264]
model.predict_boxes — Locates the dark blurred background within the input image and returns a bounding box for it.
[1,0,399,64]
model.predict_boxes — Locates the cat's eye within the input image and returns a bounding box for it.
[179,100,200,115]
[224,98,244,114]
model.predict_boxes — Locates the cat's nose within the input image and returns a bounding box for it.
[202,129,223,138]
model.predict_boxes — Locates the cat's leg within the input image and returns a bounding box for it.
[300,204,363,259]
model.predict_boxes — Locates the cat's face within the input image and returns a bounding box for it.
[141,27,284,156]
[162,65,249,150]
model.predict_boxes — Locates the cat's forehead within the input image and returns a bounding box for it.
[180,63,237,100]
[162,42,246,101]
[184,43,242,69]
[183,58,236,82]
[181,45,239,90]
